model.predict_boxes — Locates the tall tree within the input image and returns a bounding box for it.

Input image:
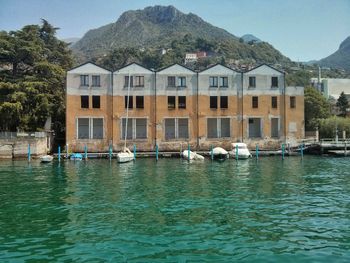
[336,92,349,117]
[0,20,73,142]
[304,87,331,130]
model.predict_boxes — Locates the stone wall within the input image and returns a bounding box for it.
[0,137,48,159]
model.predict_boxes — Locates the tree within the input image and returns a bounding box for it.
[0,20,73,142]
[336,92,349,117]
[304,87,331,130]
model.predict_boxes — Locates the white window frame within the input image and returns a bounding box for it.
[76,117,104,140]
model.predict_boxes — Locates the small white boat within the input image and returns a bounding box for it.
[40,155,53,163]
[117,147,134,163]
[230,143,252,159]
[211,147,229,161]
[182,150,205,161]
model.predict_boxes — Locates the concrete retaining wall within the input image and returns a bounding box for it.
[0,137,48,159]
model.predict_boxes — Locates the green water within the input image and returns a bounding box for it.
[0,157,349,262]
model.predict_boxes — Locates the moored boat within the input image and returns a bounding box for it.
[230,143,252,159]
[211,147,229,161]
[70,153,83,161]
[182,150,205,161]
[117,147,134,163]
[40,155,54,163]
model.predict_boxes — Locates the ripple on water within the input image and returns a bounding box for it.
[0,157,350,262]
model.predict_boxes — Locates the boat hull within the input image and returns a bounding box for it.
[117,152,134,163]
[40,155,53,163]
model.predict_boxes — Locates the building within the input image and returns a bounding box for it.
[66,62,304,152]
[311,78,350,100]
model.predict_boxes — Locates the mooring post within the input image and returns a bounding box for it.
[84,144,87,160]
[133,144,136,160]
[28,144,31,162]
[156,144,159,162]
[235,144,238,161]
[188,143,190,162]
[282,143,285,160]
[109,144,112,160]
[256,144,259,160]
[300,144,304,159]
[288,143,291,156]
[345,142,347,156]
[66,143,69,159]
[58,145,61,162]
[210,145,213,161]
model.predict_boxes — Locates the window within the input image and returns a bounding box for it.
[121,118,132,139]
[178,77,186,87]
[210,96,218,109]
[135,76,144,87]
[121,118,148,139]
[178,96,186,109]
[125,96,133,109]
[209,76,218,87]
[77,118,89,139]
[80,75,89,86]
[92,96,100,108]
[92,118,103,139]
[136,96,144,109]
[168,96,176,109]
[252,96,258,108]
[81,96,89,108]
[249,76,256,88]
[124,76,133,87]
[271,96,277,108]
[221,118,230,137]
[178,119,189,138]
[164,118,189,140]
[77,118,104,139]
[207,118,217,138]
[220,77,228,87]
[220,96,228,109]
[207,118,230,138]
[290,96,296,108]
[135,119,147,139]
[168,76,176,87]
[271,77,278,88]
[165,118,176,139]
[92,75,100,87]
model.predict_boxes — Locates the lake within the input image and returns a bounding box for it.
[0,157,349,262]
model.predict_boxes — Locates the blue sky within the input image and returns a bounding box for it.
[0,0,349,61]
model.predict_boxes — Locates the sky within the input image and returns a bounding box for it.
[0,0,349,62]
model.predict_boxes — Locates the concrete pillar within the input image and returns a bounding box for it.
[315,128,319,142]
[343,130,346,140]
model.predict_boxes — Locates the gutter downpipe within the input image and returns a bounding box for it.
[111,71,114,148]
[241,72,244,142]
[196,72,199,149]
[154,71,157,148]
[284,72,287,144]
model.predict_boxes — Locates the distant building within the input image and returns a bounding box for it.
[311,78,350,99]
[184,53,197,64]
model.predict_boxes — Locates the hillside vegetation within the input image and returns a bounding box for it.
[72,5,290,67]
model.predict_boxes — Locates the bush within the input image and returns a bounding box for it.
[318,116,350,139]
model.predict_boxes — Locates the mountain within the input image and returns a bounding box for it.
[72,5,290,65]
[241,34,261,43]
[62,37,80,45]
[318,36,350,70]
